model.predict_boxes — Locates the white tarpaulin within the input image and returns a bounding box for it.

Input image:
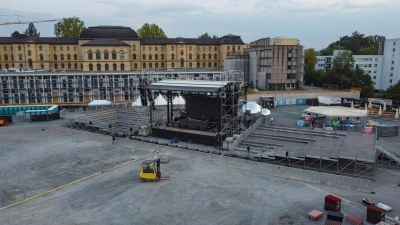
[172,95,186,105]
[303,106,368,117]
[88,100,111,106]
[132,97,142,106]
[154,94,168,106]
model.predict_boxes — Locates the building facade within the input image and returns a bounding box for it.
[225,37,304,90]
[0,26,245,72]
[315,38,400,90]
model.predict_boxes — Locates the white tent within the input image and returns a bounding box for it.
[383,102,386,111]
[378,105,382,116]
[88,100,111,106]
[132,97,142,106]
[350,101,354,109]
[364,103,367,111]
[154,94,168,106]
[395,108,399,119]
[303,106,368,117]
[368,99,372,108]
[172,95,186,105]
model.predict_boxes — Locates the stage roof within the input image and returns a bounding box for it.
[304,106,368,117]
[144,80,231,92]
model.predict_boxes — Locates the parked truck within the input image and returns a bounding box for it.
[318,96,342,106]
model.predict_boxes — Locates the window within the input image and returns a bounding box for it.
[181,50,184,55]
[88,50,93,60]
[208,62,211,67]
[120,50,124,60]
[214,62,217,68]
[155,54,158,60]
[374,64,377,67]
[161,54,164,60]
[197,46,200,51]
[143,63,146,69]
[189,62,192,67]
[74,63,77,69]
[155,46,158,51]
[171,54,175,60]
[18,45,21,51]
[390,73,393,77]
[133,44,136,51]
[3,46,6,51]
[203,54,206,60]
[67,46,70,51]
[40,54,43,60]
[143,54,146,60]
[214,54,217,59]
[393,48,396,52]
[67,54,71,60]
[105,64,109,71]
[68,63,71,69]
[392,61,394,65]
[197,62,200,67]
[18,54,22,60]
[121,63,125,71]
[134,63,138,69]
[143,46,145,51]
[96,50,101,60]
[155,63,158,68]
[4,54,8,60]
[55,63,58,69]
[161,46,164,51]
[161,63,164,68]
[227,46,230,50]
[40,64,44,69]
[104,50,108,59]
[232,46,235,51]
[149,63,152,68]
[391,67,394,71]
[60,54,64,60]
[113,63,117,71]
[238,46,241,50]
[60,46,63,51]
[112,50,116,59]
[189,54,192,60]
[203,46,205,51]
[197,54,200,60]
[149,46,152,51]
[74,46,76,51]
[374,70,377,73]
[171,46,174,51]
[390,79,392,83]
[189,46,192,51]
[28,50,31,56]
[287,74,296,79]
[149,54,152,60]
[209,47,211,51]
[53,46,56,51]
[97,63,101,71]
[171,63,175,68]
[368,64,371,67]
[89,64,93,71]
[202,62,205,67]
[394,42,397,45]
[208,54,211,59]
[61,63,64,69]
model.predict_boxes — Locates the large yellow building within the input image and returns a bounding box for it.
[0,26,245,72]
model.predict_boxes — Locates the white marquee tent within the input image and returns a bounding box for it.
[154,94,168,106]
[172,95,186,105]
[131,97,142,106]
[88,100,111,106]
[303,106,368,118]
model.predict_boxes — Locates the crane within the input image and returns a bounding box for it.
[0,15,62,25]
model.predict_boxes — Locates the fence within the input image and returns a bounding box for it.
[46,125,372,192]
[228,118,262,152]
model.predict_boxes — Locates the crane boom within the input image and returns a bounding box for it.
[0,15,62,25]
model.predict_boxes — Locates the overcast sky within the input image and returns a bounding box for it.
[1,0,399,50]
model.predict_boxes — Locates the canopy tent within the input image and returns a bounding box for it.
[88,100,111,106]
[303,106,368,118]
[154,94,168,106]
[172,95,186,105]
[131,97,142,106]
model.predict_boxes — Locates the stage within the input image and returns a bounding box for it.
[152,124,226,146]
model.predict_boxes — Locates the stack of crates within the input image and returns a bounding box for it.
[367,205,385,224]
[324,195,341,212]
[326,211,344,225]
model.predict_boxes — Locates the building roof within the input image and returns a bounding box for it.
[0,36,78,44]
[140,35,244,45]
[81,38,130,46]
[79,26,139,39]
[144,80,232,92]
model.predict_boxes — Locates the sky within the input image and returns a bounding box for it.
[1,0,400,50]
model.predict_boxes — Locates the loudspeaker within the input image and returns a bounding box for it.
[130,127,132,131]
[109,124,112,128]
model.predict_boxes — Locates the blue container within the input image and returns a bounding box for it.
[0,107,3,115]
[18,106,22,112]
[27,106,32,110]
[12,107,17,114]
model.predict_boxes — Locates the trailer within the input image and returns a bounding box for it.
[318,96,341,106]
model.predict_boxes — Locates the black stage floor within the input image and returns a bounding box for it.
[152,124,226,146]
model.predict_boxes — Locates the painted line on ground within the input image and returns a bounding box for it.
[0,151,158,211]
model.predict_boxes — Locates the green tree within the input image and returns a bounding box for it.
[54,17,86,38]
[326,52,374,98]
[11,31,20,37]
[383,81,400,105]
[320,45,347,56]
[304,70,326,86]
[24,23,40,37]
[199,32,218,39]
[304,48,318,73]
[358,45,378,55]
[137,23,167,38]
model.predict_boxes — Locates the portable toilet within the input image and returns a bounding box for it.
[0,107,3,115]
[3,107,8,115]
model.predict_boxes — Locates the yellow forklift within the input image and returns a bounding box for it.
[139,158,161,182]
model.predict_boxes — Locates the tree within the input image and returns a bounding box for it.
[11,31,20,37]
[326,52,374,98]
[24,23,40,37]
[137,23,167,38]
[383,81,400,105]
[198,32,218,39]
[304,70,327,86]
[54,17,86,38]
[304,48,318,73]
